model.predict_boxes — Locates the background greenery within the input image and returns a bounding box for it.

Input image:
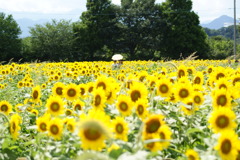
[0,0,239,63]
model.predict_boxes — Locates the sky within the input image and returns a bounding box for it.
[0,0,239,23]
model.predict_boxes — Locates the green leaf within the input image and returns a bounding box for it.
[186,128,204,136]
[109,148,124,159]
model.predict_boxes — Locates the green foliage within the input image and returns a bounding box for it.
[207,36,234,59]
[29,19,75,62]
[160,0,210,59]
[0,12,22,62]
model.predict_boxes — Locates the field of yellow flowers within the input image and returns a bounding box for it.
[0,60,240,160]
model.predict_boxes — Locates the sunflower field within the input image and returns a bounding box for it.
[0,60,240,160]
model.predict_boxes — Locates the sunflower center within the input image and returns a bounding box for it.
[219,84,227,89]
[75,104,81,111]
[107,92,112,100]
[233,77,240,86]
[216,73,225,80]
[1,105,8,112]
[146,142,155,149]
[12,122,16,132]
[116,123,124,134]
[194,77,201,84]
[236,151,240,160]
[160,132,165,140]
[178,70,185,78]
[88,86,94,93]
[33,90,39,99]
[159,84,168,93]
[67,88,76,97]
[131,90,141,102]
[50,102,60,112]
[119,102,128,111]
[188,155,196,160]
[80,88,85,95]
[221,139,231,154]
[50,124,59,135]
[137,105,144,115]
[97,82,106,90]
[216,115,229,128]
[40,122,47,131]
[65,110,72,116]
[146,119,160,133]
[217,95,227,106]
[56,87,63,95]
[179,89,189,98]
[194,96,201,104]
[94,95,101,106]
[84,128,101,141]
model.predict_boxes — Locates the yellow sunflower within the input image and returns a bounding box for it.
[157,125,172,151]
[212,88,232,109]
[36,114,50,132]
[10,113,21,139]
[192,71,204,86]
[135,98,149,120]
[78,110,111,151]
[156,78,172,98]
[47,118,63,140]
[92,88,107,110]
[86,82,95,93]
[116,94,133,116]
[143,133,160,152]
[95,75,111,92]
[31,85,41,103]
[192,91,204,106]
[174,82,193,102]
[185,149,200,160]
[63,83,80,101]
[79,83,87,98]
[65,118,76,133]
[177,65,188,78]
[208,107,237,133]
[52,82,65,97]
[128,82,148,103]
[73,99,85,112]
[0,100,12,115]
[215,130,238,160]
[65,108,73,116]
[215,78,232,91]
[143,114,165,136]
[46,96,65,116]
[112,116,129,141]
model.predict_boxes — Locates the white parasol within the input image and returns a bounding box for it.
[112,54,123,60]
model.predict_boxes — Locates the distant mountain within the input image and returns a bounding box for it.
[201,15,239,30]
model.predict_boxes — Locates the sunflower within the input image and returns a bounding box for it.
[177,65,188,78]
[73,99,85,112]
[31,85,41,103]
[156,78,172,98]
[181,103,199,116]
[95,75,111,92]
[78,110,111,151]
[174,82,193,102]
[185,149,200,160]
[86,82,95,93]
[116,94,133,116]
[65,108,73,116]
[128,82,148,103]
[192,91,204,106]
[157,125,172,151]
[36,114,50,132]
[232,74,240,86]
[208,107,237,133]
[92,88,107,110]
[215,130,238,160]
[212,88,232,108]
[143,133,160,152]
[47,118,63,140]
[112,116,128,141]
[192,71,204,86]
[52,82,65,97]
[215,78,232,91]
[79,83,87,98]
[10,113,21,139]
[46,96,65,116]
[143,114,165,136]
[135,98,149,120]
[0,100,12,115]
[65,118,76,133]
[63,83,80,101]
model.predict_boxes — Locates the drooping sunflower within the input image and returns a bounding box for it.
[31,85,41,103]
[78,110,111,151]
[52,82,65,97]
[63,83,80,101]
[128,82,148,103]
[208,107,237,133]
[112,116,129,141]
[116,94,133,116]
[185,149,200,160]
[212,88,232,109]
[143,114,165,136]
[92,88,107,110]
[215,130,238,160]
[10,113,21,139]
[46,96,65,116]
[156,78,172,98]
[135,98,149,120]
[36,114,51,132]
[0,100,12,115]
[47,118,63,140]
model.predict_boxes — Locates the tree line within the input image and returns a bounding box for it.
[0,0,239,63]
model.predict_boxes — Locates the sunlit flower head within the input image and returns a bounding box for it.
[156,78,172,98]
[47,118,63,140]
[0,100,12,115]
[116,94,133,116]
[185,149,200,160]
[92,88,107,110]
[10,113,21,139]
[112,116,128,141]
[63,83,80,101]
[128,82,148,103]
[143,114,165,135]
[135,98,149,119]
[52,82,65,97]
[46,96,65,116]
[212,88,232,109]
[31,85,41,103]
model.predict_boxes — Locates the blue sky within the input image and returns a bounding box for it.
[0,0,239,23]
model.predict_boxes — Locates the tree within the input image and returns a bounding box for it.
[73,0,119,61]
[160,0,210,59]
[29,19,75,62]
[0,12,22,62]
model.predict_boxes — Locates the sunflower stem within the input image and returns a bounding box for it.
[0,112,10,125]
